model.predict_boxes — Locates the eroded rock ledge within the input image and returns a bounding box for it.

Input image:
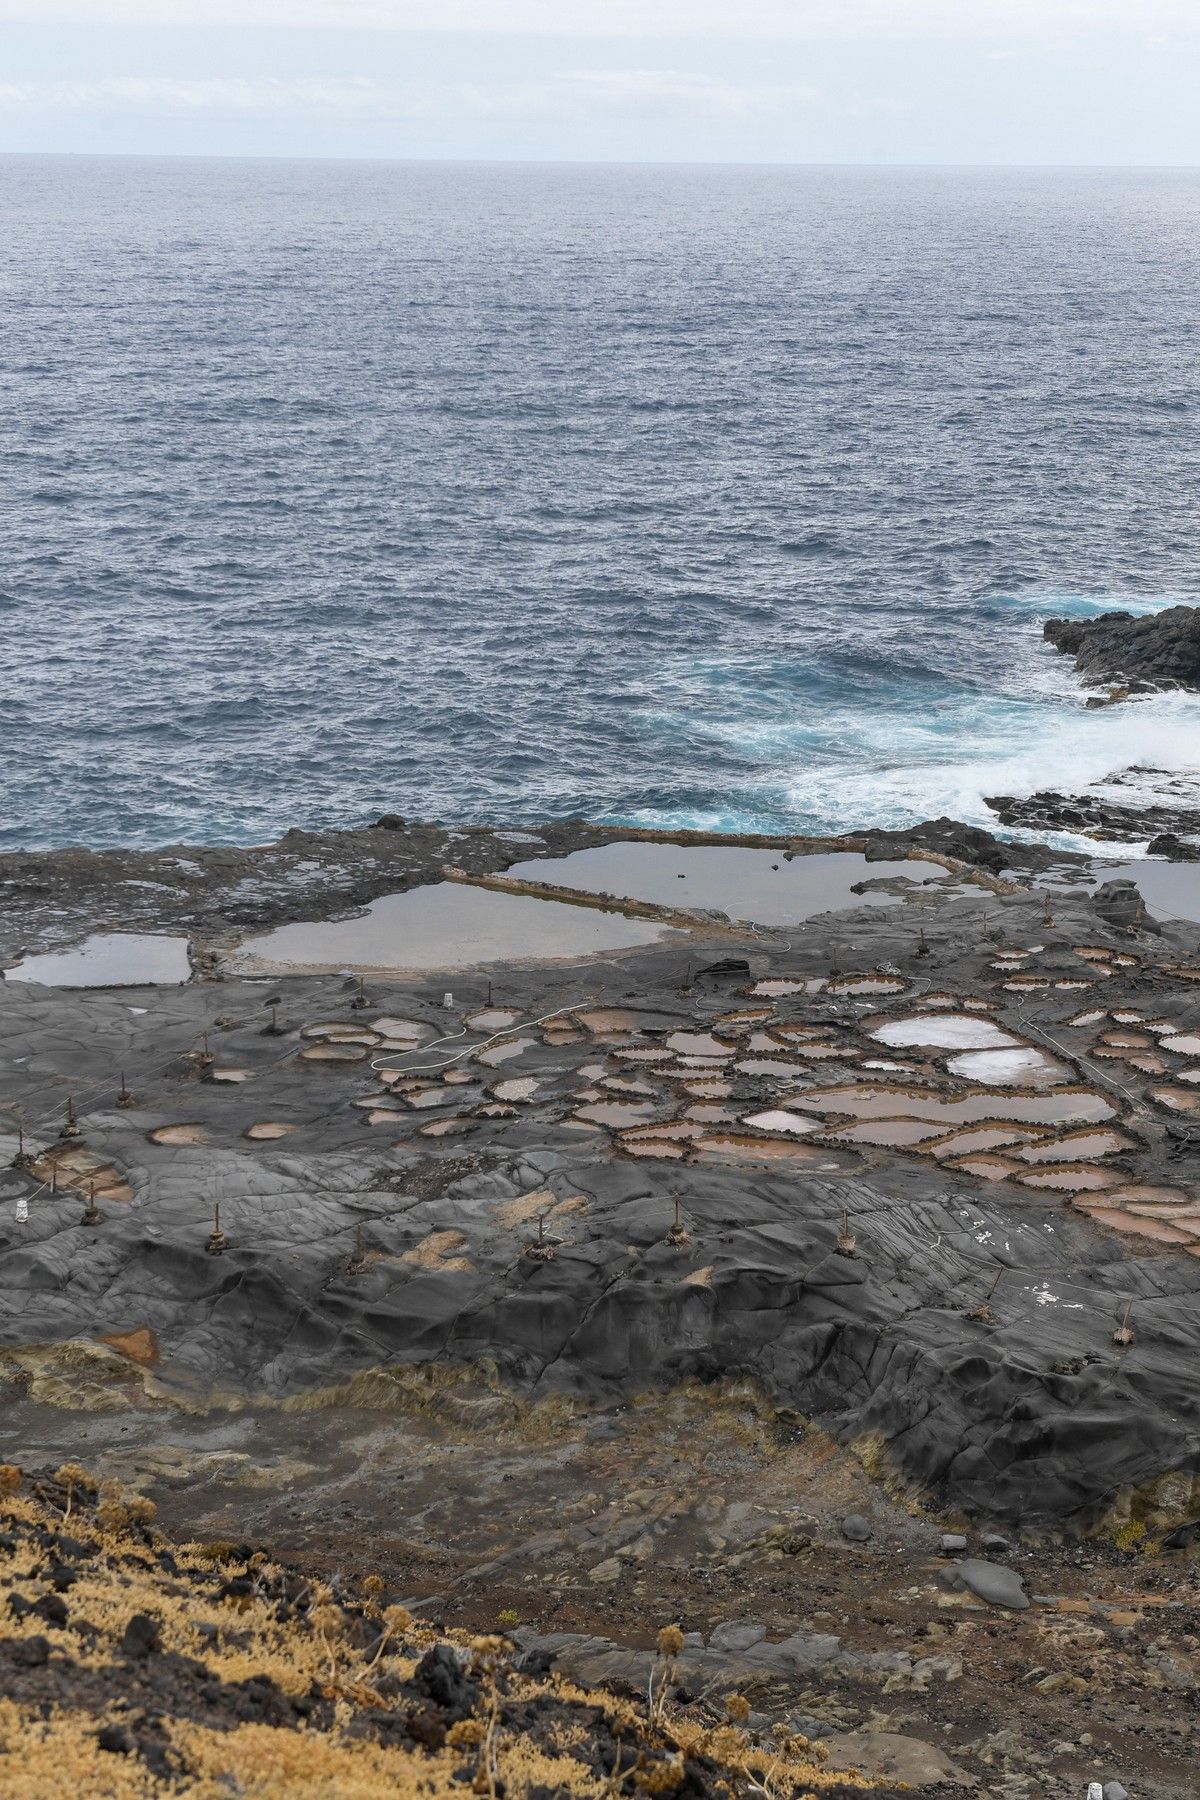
[1044,604,1200,694]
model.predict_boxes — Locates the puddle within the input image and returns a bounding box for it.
[574,1101,660,1127]
[619,1047,674,1065]
[695,1133,848,1163]
[946,1048,1069,1085]
[370,1017,432,1047]
[466,1009,523,1032]
[1160,1034,1200,1057]
[32,1148,133,1201]
[682,1078,733,1098]
[243,1122,299,1141]
[419,1117,472,1138]
[1017,1129,1137,1164]
[475,1037,535,1067]
[926,1124,1045,1157]
[823,1116,948,1147]
[1082,859,1200,925]
[301,1023,380,1044]
[226,882,669,975]
[828,975,908,996]
[1103,1183,1198,1208]
[1077,1205,1199,1245]
[210,1068,254,1084]
[1067,1009,1107,1028]
[1151,1088,1200,1113]
[734,1057,808,1078]
[751,979,811,997]
[147,1123,205,1146]
[577,1008,649,1034]
[300,1043,368,1063]
[1017,1163,1126,1192]
[407,1088,455,1110]
[948,1153,1022,1181]
[618,1138,688,1160]
[666,1031,734,1059]
[685,1103,740,1122]
[870,1015,1020,1052]
[741,1109,821,1135]
[505,842,951,926]
[620,1120,706,1142]
[491,1077,539,1102]
[790,1081,1115,1127]
[6,932,191,989]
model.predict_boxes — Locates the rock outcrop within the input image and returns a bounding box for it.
[1044,604,1200,692]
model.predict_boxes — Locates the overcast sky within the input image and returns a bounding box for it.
[1,0,1198,163]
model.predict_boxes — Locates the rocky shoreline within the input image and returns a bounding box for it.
[1044,603,1200,696]
[986,784,1200,855]
[1,815,1198,1797]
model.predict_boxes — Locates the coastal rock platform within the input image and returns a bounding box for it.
[2,823,1199,1796]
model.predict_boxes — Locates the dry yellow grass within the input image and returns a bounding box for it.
[0,1468,880,1799]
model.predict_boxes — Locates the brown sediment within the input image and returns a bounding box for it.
[146,1124,206,1146]
[1016,1162,1128,1192]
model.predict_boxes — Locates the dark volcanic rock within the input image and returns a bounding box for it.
[987,783,1200,852]
[1093,878,1161,934]
[1044,604,1200,692]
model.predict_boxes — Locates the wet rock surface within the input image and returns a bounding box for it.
[987,782,1200,852]
[0,816,1034,968]
[1044,604,1200,693]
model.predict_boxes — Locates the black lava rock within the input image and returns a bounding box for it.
[118,1612,162,1659]
[1044,604,1200,691]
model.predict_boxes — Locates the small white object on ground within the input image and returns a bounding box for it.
[443,991,454,1008]
[15,1199,28,1223]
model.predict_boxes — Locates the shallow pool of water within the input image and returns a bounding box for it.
[226,882,671,975]
[6,932,191,988]
[506,842,952,927]
[1083,858,1200,925]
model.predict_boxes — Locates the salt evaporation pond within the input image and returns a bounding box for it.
[870,1014,1019,1051]
[226,881,671,975]
[5,932,191,988]
[506,843,953,927]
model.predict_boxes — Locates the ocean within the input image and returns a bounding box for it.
[3,155,1200,854]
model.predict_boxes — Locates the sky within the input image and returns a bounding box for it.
[1,1,1199,164]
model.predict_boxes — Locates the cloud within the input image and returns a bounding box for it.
[1,0,1198,36]
[0,71,905,124]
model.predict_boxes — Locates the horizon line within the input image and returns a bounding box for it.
[2,149,1200,170]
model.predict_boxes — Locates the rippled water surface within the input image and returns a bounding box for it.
[4,157,1200,851]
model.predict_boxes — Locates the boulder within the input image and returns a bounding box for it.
[941,1557,1029,1610]
[821,1730,977,1789]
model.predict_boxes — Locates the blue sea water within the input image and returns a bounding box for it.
[2,155,1200,853]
